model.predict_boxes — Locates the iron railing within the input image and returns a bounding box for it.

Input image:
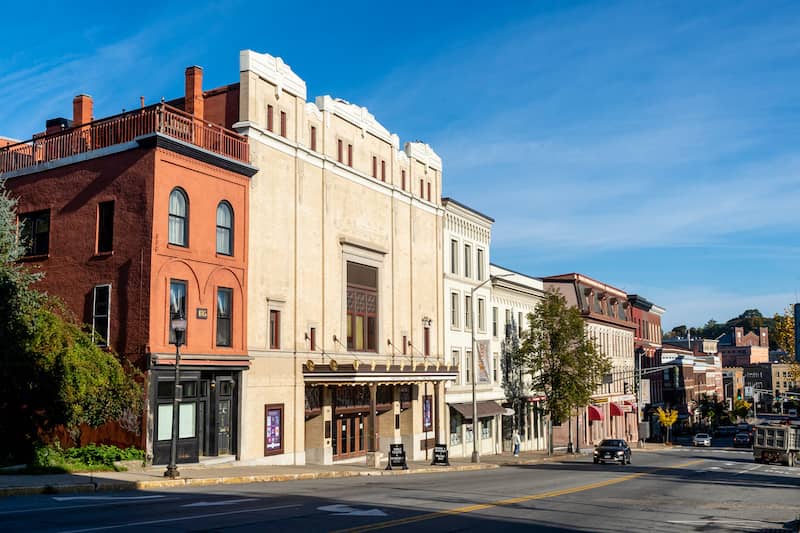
[0,104,248,173]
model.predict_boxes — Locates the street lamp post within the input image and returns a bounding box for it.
[165,315,187,479]
[470,274,512,464]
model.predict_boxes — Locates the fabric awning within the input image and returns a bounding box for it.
[450,401,505,420]
[588,404,604,421]
[610,402,623,417]
[623,400,637,411]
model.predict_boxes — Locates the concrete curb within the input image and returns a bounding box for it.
[0,462,499,496]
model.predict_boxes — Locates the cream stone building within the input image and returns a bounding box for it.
[234,51,456,465]
[441,198,505,458]
[489,264,547,453]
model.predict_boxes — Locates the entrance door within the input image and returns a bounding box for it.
[217,399,231,455]
[216,378,234,456]
[332,413,366,459]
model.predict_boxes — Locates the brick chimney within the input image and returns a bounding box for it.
[185,66,204,120]
[72,94,93,126]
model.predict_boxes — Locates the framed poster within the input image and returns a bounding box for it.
[423,395,433,432]
[264,404,284,455]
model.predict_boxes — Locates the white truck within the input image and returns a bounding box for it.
[753,422,800,466]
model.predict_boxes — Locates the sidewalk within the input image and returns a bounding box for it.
[0,444,674,497]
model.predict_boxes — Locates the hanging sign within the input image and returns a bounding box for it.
[476,340,491,384]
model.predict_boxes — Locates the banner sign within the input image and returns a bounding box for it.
[640,379,650,405]
[476,340,491,384]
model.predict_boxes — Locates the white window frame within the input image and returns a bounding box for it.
[92,284,112,346]
[464,244,472,279]
[450,291,460,328]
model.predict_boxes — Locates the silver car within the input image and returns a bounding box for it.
[693,433,712,447]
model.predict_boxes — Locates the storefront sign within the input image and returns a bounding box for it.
[431,444,450,466]
[196,308,208,319]
[385,443,408,470]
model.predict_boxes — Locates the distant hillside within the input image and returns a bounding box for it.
[664,309,778,350]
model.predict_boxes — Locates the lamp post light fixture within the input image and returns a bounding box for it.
[470,273,513,464]
[165,315,187,479]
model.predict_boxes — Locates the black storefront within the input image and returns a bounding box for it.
[150,368,242,465]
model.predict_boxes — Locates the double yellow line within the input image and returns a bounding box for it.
[332,459,705,532]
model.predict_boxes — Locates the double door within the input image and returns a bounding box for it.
[152,371,237,465]
[332,412,366,459]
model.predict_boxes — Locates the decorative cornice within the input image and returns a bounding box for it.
[240,50,307,100]
[405,141,442,171]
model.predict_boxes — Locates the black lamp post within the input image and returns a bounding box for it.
[164,315,186,479]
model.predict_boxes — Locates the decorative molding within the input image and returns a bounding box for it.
[315,95,396,147]
[240,50,307,100]
[405,141,442,171]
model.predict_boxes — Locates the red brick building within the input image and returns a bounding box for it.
[628,295,665,440]
[1,67,256,464]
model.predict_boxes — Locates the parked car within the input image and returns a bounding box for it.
[593,439,631,464]
[693,433,712,447]
[733,432,752,447]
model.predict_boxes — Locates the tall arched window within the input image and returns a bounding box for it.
[168,188,188,246]
[216,201,233,255]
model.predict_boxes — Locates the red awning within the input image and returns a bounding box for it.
[623,400,637,410]
[610,402,623,417]
[588,404,603,421]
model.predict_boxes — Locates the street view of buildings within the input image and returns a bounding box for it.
[3,50,798,471]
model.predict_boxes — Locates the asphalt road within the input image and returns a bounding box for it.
[1,446,798,532]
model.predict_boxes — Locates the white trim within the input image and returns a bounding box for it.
[92,284,112,346]
[315,95,396,147]
[240,50,307,100]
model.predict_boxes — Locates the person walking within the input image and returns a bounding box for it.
[513,430,521,457]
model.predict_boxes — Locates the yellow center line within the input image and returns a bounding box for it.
[331,459,705,533]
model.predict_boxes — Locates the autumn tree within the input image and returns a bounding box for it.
[519,288,611,455]
[772,307,800,383]
[733,399,751,421]
[656,407,678,443]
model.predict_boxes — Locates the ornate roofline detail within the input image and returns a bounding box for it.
[405,141,442,171]
[240,50,307,100]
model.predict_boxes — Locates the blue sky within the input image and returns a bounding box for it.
[2,0,799,329]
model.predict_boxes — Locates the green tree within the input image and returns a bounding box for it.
[0,184,141,463]
[519,289,611,455]
[656,407,678,443]
[501,316,526,435]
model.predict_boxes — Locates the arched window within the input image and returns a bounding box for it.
[168,188,188,246]
[216,201,233,255]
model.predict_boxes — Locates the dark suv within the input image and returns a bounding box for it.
[593,439,631,464]
[733,432,752,447]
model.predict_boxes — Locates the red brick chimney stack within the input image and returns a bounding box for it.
[185,66,204,120]
[72,94,93,126]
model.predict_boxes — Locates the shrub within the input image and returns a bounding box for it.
[26,443,144,473]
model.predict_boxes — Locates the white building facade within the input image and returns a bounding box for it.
[442,198,505,458]
[490,264,547,453]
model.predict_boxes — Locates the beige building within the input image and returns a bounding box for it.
[234,51,456,465]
